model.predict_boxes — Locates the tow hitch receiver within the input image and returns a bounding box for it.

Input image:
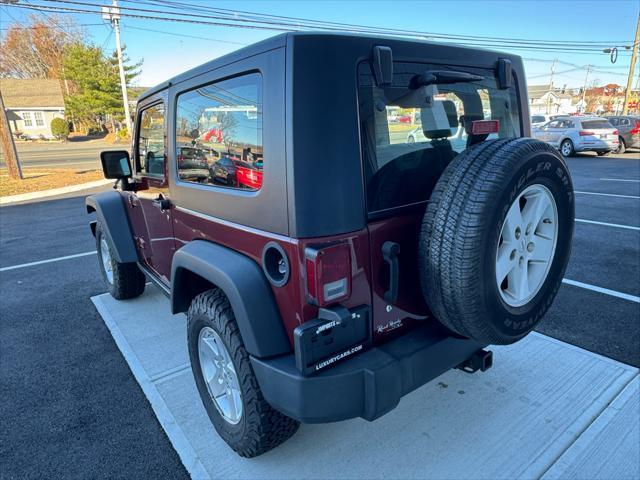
[457,349,493,373]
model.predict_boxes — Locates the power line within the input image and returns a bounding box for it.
[8,0,638,61]
[140,0,634,47]
[123,24,249,46]
[30,0,634,51]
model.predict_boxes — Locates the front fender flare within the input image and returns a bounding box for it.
[171,240,291,358]
[86,191,138,264]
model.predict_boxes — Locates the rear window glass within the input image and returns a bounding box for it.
[358,62,521,213]
[581,120,612,129]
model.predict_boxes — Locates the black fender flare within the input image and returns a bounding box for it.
[171,240,291,358]
[86,191,138,264]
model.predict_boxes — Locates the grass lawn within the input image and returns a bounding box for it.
[0,168,105,197]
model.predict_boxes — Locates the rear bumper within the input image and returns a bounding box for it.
[251,324,484,423]
[575,138,616,152]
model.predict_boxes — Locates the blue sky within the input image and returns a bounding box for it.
[2,0,639,89]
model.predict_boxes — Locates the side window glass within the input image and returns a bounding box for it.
[620,118,630,126]
[548,120,560,129]
[175,73,263,190]
[137,104,166,176]
[609,118,619,126]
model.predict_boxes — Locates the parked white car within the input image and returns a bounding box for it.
[531,114,569,128]
[532,116,618,157]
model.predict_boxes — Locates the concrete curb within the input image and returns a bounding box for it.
[0,179,112,206]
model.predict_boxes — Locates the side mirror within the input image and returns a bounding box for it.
[100,150,132,179]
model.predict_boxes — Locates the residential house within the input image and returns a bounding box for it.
[0,78,65,139]
[528,84,575,115]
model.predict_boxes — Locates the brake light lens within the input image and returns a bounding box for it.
[630,122,640,135]
[471,119,500,135]
[579,131,595,136]
[305,244,351,306]
[613,130,619,135]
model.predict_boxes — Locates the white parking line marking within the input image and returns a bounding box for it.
[562,279,640,303]
[0,251,97,272]
[575,219,640,231]
[599,178,640,183]
[575,191,640,199]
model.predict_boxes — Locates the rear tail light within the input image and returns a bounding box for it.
[613,130,619,135]
[579,131,595,136]
[305,244,351,307]
[630,122,640,135]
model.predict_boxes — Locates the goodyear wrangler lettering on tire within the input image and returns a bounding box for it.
[419,138,574,345]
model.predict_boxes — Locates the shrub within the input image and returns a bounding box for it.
[116,127,129,141]
[50,117,69,140]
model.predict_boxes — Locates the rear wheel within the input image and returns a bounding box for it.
[613,137,626,154]
[560,139,574,157]
[419,138,574,345]
[597,151,610,156]
[187,289,299,457]
[95,223,145,300]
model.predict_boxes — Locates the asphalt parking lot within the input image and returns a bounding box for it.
[0,151,638,478]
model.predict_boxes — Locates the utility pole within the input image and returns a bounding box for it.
[546,58,558,114]
[622,13,640,115]
[103,0,132,133]
[581,65,592,113]
[0,88,23,180]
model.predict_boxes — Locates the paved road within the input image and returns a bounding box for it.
[0,150,638,477]
[0,141,122,169]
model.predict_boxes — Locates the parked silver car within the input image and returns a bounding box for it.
[532,116,618,157]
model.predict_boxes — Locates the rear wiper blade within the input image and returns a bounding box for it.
[409,70,483,89]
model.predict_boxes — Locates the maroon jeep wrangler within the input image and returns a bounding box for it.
[87,33,574,457]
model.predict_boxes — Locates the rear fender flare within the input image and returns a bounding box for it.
[86,191,138,264]
[171,240,291,358]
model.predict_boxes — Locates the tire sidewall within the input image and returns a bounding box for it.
[187,312,248,444]
[482,148,574,339]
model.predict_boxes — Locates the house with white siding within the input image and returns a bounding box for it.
[0,79,65,139]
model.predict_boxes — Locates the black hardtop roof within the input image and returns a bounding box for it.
[138,31,521,102]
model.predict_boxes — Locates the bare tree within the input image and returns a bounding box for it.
[0,15,84,79]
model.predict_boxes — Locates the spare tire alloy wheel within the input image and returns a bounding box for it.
[496,184,558,307]
[198,326,242,424]
[420,138,574,345]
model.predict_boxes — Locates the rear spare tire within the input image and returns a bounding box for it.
[419,138,574,345]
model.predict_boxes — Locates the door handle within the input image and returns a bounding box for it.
[382,241,400,303]
[152,196,171,211]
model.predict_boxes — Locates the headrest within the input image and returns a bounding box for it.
[421,100,459,139]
